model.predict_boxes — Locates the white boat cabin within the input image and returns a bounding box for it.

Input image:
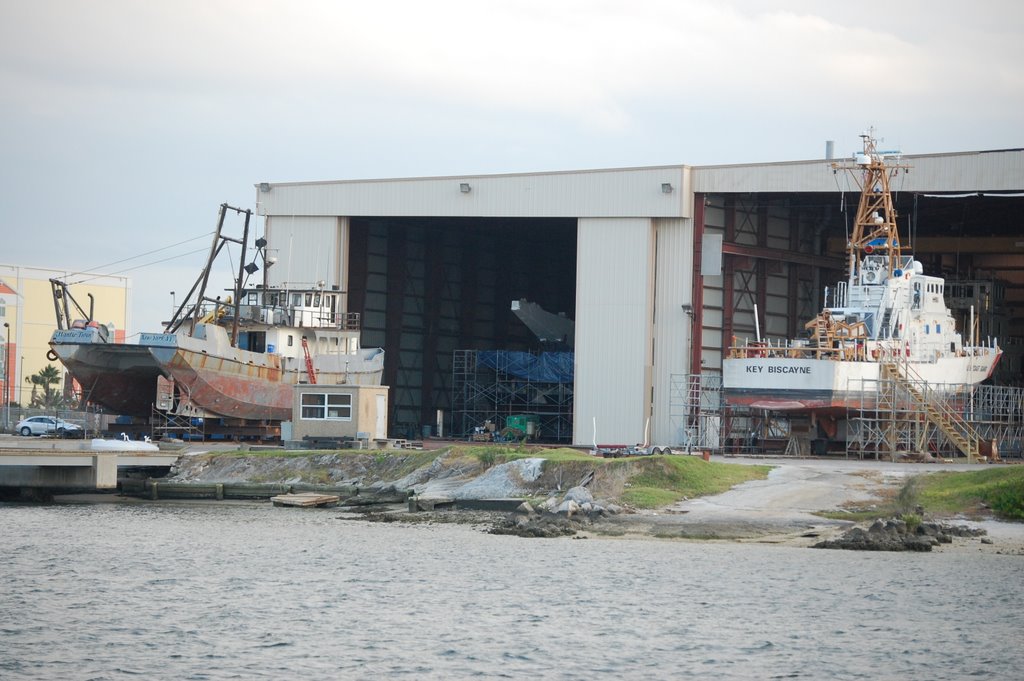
[827,255,964,359]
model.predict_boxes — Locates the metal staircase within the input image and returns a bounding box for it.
[880,361,979,461]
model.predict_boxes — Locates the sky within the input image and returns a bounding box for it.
[2,0,1022,335]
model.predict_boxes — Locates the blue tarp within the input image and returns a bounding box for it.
[476,351,574,383]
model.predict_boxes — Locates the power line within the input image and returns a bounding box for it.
[70,246,211,285]
[65,232,215,281]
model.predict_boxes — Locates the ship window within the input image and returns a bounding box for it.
[925,324,930,334]
[936,324,941,333]
[300,392,352,420]
[287,335,293,347]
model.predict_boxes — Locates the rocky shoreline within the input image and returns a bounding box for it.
[160,449,1022,554]
[811,518,988,552]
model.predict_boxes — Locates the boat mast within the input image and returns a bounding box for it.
[833,131,910,280]
[165,203,252,344]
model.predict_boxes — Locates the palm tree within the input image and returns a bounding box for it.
[27,364,64,408]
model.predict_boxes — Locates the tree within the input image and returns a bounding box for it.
[27,364,65,408]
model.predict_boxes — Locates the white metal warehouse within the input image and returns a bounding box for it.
[254,147,1024,447]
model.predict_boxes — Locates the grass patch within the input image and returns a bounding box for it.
[618,456,770,509]
[448,445,595,466]
[818,467,1024,522]
[916,467,1024,520]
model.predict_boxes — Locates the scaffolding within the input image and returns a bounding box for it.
[451,349,573,442]
[671,374,808,456]
[718,405,808,457]
[668,373,723,452]
[966,384,1024,457]
[846,375,1024,461]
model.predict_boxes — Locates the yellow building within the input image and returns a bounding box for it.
[0,264,129,409]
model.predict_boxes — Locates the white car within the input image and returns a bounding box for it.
[16,416,84,438]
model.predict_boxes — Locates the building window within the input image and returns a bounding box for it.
[300,392,352,420]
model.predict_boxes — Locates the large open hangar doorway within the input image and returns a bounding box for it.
[346,216,578,440]
[701,187,1024,386]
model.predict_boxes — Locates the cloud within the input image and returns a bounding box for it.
[1,0,1022,334]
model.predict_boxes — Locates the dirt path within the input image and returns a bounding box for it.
[594,457,1024,550]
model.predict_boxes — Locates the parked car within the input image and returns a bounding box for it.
[16,416,85,438]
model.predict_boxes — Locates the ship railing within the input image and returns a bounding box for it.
[728,337,870,361]
[296,309,361,329]
[333,312,361,330]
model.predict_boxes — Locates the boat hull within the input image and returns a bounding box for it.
[50,330,166,416]
[51,330,385,421]
[722,352,1001,412]
[148,332,385,421]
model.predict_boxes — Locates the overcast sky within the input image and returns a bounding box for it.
[2,0,1022,334]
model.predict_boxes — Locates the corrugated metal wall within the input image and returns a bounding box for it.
[652,218,693,445]
[265,216,346,290]
[259,166,691,220]
[694,149,1024,193]
[574,217,655,446]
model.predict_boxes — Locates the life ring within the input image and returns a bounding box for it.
[871,348,880,360]
[905,272,911,280]
[46,349,59,361]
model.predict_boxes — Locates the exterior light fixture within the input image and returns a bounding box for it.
[258,182,271,192]
[460,183,471,193]
[661,183,674,193]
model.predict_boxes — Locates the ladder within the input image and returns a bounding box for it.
[301,337,317,384]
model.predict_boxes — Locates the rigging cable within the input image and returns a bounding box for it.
[70,245,212,285]
[67,231,215,284]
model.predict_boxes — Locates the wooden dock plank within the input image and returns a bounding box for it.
[271,492,340,508]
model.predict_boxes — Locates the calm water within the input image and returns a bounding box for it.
[1,501,1021,680]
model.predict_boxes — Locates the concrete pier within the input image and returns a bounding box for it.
[0,451,119,488]
[0,439,179,491]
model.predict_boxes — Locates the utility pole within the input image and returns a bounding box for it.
[2,322,9,431]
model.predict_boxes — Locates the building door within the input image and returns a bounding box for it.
[375,393,387,440]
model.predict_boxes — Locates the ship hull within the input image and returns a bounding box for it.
[148,332,384,420]
[722,352,1001,412]
[50,330,165,416]
[51,330,385,421]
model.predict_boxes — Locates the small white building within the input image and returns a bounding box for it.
[290,383,389,443]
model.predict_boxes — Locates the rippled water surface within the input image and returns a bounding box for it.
[2,501,1022,680]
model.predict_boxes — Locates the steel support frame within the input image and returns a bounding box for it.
[690,194,706,376]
